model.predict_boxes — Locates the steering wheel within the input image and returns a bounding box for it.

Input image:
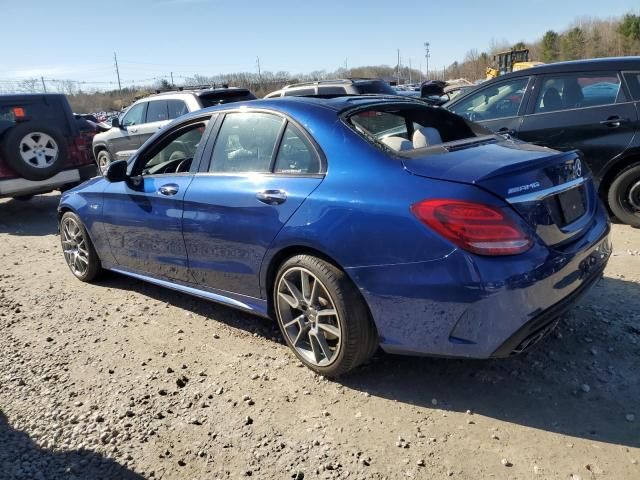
[176,158,191,173]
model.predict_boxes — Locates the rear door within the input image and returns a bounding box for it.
[447,76,532,135]
[517,71,637,181]
[183,110,324,298]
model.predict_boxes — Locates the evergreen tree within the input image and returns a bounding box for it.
[541,30,560,62]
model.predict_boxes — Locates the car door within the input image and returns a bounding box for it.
[109,102,148,157]
[517,71,637,180]
[101,115,212,281]
[183,110,325,298]
[135,100,172,146]
[447,76,532,135]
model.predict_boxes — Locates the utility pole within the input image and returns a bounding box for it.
[409,58,412,84]
[397,49,401,85]
[256,56,262,80]
[40,76,47,93]
[424,42,430,81]
[170,72,175,87]
[113,52,122,93]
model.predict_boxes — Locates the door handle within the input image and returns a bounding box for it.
[158,183,179,196]
[256,189,287,205]
[498,127,516,136]
[600,116,628,128]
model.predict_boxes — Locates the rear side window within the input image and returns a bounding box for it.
[449,77,529,121]
[146,100,169,122]
[199,91,257,107]
[284,88,315,96]
[167,100,189,119]
[274,123,320,174]
[353,81,396,95]
[318,86,347,95]
[623,72,640,100]
[209,112,284,173]
[535,73,622,113]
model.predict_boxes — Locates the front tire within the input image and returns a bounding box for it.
[273,255,377,377]
[96,149,112,175]
[608,163,640,228]
[60,212,102,282]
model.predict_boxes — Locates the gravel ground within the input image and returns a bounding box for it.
[0,193,638,480]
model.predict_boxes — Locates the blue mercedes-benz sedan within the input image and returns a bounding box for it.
[58,96,611,376]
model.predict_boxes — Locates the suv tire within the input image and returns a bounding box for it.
[608,162,640,228]
[273,254,378,377]
[96,149,111,174]
[1,123,66,181]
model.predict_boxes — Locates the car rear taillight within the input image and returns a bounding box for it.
[411,199,532,256]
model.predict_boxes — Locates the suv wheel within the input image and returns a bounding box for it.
[96,149,111,174]
[1,123,66,180]
[273,255,378,377]
[608,162,640,228]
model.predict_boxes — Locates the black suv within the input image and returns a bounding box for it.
[445,57,640,227]
[0,94,97,199]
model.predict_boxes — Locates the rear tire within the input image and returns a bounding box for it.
[273,254,377,377]
[60,212,102,282]
[607,163,640,228]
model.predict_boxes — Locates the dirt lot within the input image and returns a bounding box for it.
[0,193,638,480]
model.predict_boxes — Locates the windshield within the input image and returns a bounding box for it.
[353,81,397,95]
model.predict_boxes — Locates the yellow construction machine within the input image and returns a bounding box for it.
[486,49,544,79]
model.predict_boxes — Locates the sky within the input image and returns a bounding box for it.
[0,0,638,89]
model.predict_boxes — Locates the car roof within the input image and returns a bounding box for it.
[493,56,640,81]
[150,87,253,98]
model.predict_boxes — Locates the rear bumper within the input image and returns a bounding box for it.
[346,208,611,358]
[0,164,97,197]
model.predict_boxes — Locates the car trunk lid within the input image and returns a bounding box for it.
[401,139,597,248]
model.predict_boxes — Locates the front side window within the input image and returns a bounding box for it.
[167,100,189,119]
[450,77,529,122]
[209,113,284,173]
[121,102,147,127]
[146,100,169,123]
[535,73,622,113]
[274,124,320,174]
[139,121,208,175]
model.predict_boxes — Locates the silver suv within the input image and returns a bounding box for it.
[92,87,255,171]
[264,79,397,98]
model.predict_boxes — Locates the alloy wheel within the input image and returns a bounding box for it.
[97,152,111,174]
[61,217,90,277]
[19,132,59,168]
[628,179,640,213]
[276,267,342,367]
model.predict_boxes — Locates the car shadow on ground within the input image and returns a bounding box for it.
[0,410,144,480]
[0,194,60,236]
[100,271,640,449]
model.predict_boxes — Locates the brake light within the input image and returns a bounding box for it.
[411,199,532,256]
[12,107,25,120]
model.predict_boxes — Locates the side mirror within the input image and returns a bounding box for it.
[105,160,128,182]
[111,117,121,128]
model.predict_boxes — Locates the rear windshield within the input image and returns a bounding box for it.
[346,103,492,155]
[353,81,397,95]
[199,91,257,107]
